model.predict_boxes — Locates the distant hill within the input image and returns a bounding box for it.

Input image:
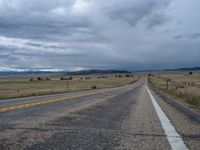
[67,69,131,75]
[164,66,200,71]
[0,69,131,77]
[0,71,66,78]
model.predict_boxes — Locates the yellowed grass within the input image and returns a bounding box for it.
[0,75,138,99]
[148,72,200,109]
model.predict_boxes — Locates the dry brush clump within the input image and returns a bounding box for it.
[91,85,97,89]
[30,77,51,81]
[68,77,73,80]
[98,76,108,79]
[125,74,134,77]
[189,72,193,75]
[60,77,73,80]
[115,74,124,78]
[37,77,44,81]
[170,89,200,107]
[60,77,66,80]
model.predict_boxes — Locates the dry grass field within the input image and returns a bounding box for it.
[148,72,200,110]
[0,75,138,100]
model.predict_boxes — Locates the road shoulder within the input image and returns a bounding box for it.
[149,86,200,150]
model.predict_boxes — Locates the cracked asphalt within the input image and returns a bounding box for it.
[0,78,199,150]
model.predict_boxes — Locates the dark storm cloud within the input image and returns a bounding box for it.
[0,17,92,40]
[0,0,200,71]
[104,0,170,27]
[0,0,171,39]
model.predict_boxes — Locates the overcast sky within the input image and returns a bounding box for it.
[0,0,200,71]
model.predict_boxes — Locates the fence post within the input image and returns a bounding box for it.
[166,79,171,90]
[66,79,69,92]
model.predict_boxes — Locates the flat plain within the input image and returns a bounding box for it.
[0,75,138,100]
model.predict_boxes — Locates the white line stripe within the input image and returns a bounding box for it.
[146,86,188,150]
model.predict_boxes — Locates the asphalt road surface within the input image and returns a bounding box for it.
[0,78,200,150]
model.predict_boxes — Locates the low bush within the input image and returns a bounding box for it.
[189,96,200,106]
[67,77,73,80]
[37,77,43,81]
[91,85,97,89]
[125,74,130,77]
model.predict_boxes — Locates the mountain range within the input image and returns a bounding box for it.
[0,69,130,77]
[164,66,200,71]
[0,67,199,77]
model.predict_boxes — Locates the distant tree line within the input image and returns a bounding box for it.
[60,77,73,80]
[29,74,135,82]
[115,74,134,78]
[30,77,50,81]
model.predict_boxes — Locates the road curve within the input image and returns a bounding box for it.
[0,78,199,150]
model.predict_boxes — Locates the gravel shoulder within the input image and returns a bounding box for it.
[150,87,200,150]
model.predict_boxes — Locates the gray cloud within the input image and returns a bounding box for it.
[174,33,200,40]
[0,0,200,71]
[104,0,170,27]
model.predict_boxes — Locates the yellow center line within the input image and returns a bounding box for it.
[0,92,101,112]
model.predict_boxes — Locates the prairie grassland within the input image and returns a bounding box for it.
[0,75,138,100]
[148,72,200,110]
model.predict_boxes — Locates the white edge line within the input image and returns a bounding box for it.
[146,85,188,150]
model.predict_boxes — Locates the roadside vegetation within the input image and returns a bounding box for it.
[148,72,200,110]
[0,74,138,100]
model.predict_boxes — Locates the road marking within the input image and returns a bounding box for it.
[146,86,188,150]
[0,92,100,112]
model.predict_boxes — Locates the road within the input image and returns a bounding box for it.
[0,78,200,150]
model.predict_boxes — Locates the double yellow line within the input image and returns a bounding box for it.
[0,92,99,112]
